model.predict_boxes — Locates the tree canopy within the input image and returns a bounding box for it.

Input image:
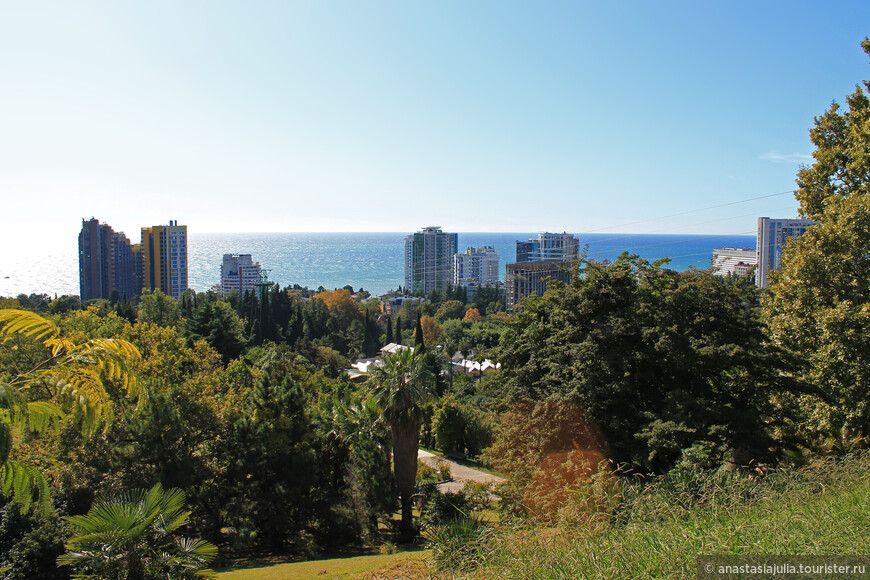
[764,38,870,450]
[500,256,799,472]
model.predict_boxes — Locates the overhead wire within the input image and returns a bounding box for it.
[571,189,797,262]
[580,190,796,234]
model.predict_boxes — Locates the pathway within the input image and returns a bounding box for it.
[418,449,506,493]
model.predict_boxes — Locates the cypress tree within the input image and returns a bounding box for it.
[386,316,394,345]
[395,316,402,345]
[414,311,425,354]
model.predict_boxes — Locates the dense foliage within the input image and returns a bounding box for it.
[499,256,801,473]
[765,39,870,451]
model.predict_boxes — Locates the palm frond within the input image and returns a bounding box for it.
[0,309,58,342]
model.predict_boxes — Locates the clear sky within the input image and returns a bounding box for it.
[1,1,869,244]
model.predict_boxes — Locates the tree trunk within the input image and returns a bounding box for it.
[392,420,419,543]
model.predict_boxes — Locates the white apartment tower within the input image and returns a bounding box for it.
[220,254,262,296]
[453,246,500,287]
[516,232,580,262]
[404,226,458,294]
[712,247,757,278]
[756,217,817,288]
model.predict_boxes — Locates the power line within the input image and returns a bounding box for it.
[586,230,756,258]
[582,190,795,233]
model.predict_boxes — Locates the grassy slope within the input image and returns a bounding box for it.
[215,550,430,580]
[471,455,870,579]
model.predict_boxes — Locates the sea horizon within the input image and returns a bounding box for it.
[0,231,756,299]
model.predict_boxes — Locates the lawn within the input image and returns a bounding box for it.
[216,549,430,580]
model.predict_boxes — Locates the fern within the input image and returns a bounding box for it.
[0,309,58,341]
[0,309,142,509]
[0,459,50,514]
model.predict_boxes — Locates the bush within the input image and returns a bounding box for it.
[0,496,70,580]
[420,491,470,529]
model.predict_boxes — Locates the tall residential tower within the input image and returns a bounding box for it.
[78,218,138,301]
[404,226,458,294]
[219,254,262,296]
[516,232,580,262]
[140,220,188,299]
[756,217,816,288]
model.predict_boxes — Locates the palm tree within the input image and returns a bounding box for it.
[0,309,142,511]
[58,483,217,579]
[368,348,435,541]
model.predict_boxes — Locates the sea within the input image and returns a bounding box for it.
[0,232,756,299]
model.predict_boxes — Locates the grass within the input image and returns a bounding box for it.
[215,549,430,580]
[426,454,870,579]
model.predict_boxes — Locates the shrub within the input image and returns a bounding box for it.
[0,496,69,580]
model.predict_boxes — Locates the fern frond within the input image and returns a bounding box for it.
[67,339,144,402]
[0,382,29,429]
[44,337,76,357]
[42,369,114,434]
[0,309,58,342]
[0,459,50,513]
[26,401,67,435]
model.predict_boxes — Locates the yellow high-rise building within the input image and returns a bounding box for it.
[140,220,188,299]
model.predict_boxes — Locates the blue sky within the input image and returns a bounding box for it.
[1,0,869,243]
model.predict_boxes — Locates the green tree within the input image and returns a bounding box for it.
[57,483,217,580]
[223,369,316,550]
[500,257,798,472]
[765,39,870,449]
[414,312,425,353]
[0,309,142,510]
[435,300,465,322]
[385,316,394,346]
[137,289,181,328]
[184,297,248,364]
[368,349,435,541]
[0,495,69,580]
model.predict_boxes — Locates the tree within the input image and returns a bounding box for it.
[0,494,69,580]
[57,483,217,580]
[316,289,362,332]
[463,307,482,322]
[500,257,798,472]
[368,349,435,541]
[0,309,142,510]
[414,312,425,353]
[765,39,870,449]
[435,300,465,322]
[420,315,443,346]
[223,369,316,550]
[184,298,247,364]
[137,289,181,328]
[385,317,394,346]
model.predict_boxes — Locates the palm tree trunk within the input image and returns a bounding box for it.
[391,420,419,543]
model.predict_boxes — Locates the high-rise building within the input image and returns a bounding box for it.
[219,254,262,296]
[516,232,580,262]
[712,247,757,278]
[505,260,573,312]
[756,217,817,288]
[453,246,500,287]
[78,218,138,301]
[140,220,188,299]
[404,226,458,294]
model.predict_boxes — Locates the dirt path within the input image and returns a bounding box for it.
[417,449,506,493]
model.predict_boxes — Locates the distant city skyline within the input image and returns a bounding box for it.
[2,2,869,251]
